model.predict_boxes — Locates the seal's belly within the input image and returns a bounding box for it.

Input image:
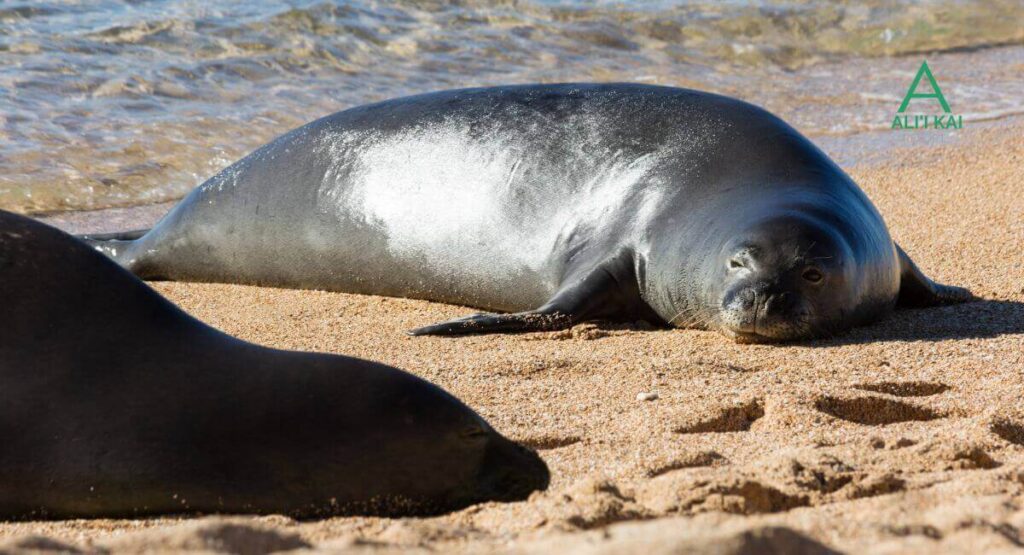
[299,127,668,310]
[141,84,699,311]
[344,149,560,302]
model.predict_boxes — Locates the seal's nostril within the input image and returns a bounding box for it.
[740,290,757,311]
[762,292,794,316]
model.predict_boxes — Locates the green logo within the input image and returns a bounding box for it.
[891,60,963,130]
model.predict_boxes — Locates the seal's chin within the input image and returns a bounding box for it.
[715,292,818,343]
[720,331,782,344]
[717,321,815,343]
[723,329,775,344]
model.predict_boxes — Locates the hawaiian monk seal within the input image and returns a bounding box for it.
[83,83,972,342]
[0,211,548,519]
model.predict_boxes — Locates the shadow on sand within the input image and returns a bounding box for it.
[806,299,1024,347]
[588,298,1023,346]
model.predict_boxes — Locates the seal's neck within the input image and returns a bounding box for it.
[637,226,725,330]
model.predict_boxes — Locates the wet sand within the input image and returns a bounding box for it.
[5,120,1024,554]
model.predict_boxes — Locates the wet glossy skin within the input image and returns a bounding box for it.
[0,211,548,519]
[95,83,701,309]
[84,83,970,341]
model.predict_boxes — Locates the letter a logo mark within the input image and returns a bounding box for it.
[897,61,951,113]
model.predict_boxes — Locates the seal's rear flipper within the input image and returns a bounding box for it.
[408,249,660,336]
[78,238,132,262]
[76,229,148,266]
[79,229,150,242]
[896,243,976,307]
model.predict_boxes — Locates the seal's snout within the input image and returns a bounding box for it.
[719,282,807,342]
[732,287,790,315]
[476,435,550,501]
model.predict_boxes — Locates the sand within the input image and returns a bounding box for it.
[4,120,1023,554]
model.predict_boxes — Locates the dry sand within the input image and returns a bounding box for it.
[4,121,1023,554]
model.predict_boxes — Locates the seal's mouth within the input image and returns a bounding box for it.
[717,290,817,343]
[719,315,815,343]
[720,319,821,343]
[475,435,550,502]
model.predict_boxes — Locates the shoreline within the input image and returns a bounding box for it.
[35,113,1024,235]
[8,116,1024,553]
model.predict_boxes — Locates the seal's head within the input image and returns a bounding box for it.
[643,187,900,344]
[341,366,551,515]
[712,214,860,342]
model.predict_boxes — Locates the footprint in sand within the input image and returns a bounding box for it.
[990,418,1024,446]
[518,435,582,450]
[813,395,942,426]
[674,399,764,434]
[643,451,726,478]
[853,381,951,397]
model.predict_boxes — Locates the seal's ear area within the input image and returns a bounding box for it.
[408,250,658,336]
[895,243,976,307]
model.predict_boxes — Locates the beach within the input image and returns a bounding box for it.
[3,1,1024,552]
[2,114,1020,554]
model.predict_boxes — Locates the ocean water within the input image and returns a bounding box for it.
[1,0,1022,213]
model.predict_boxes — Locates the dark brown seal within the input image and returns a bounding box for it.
[0,210,548,519]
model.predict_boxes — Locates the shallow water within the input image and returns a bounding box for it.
[1,0,1022,213]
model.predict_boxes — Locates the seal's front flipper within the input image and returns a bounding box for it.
[408,249,659,336]
[407,310,573,336]
[895,243,975,307]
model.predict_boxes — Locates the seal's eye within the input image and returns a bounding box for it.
[460,426,489,441]
[802,268,824,283]
[728,258,745,270]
